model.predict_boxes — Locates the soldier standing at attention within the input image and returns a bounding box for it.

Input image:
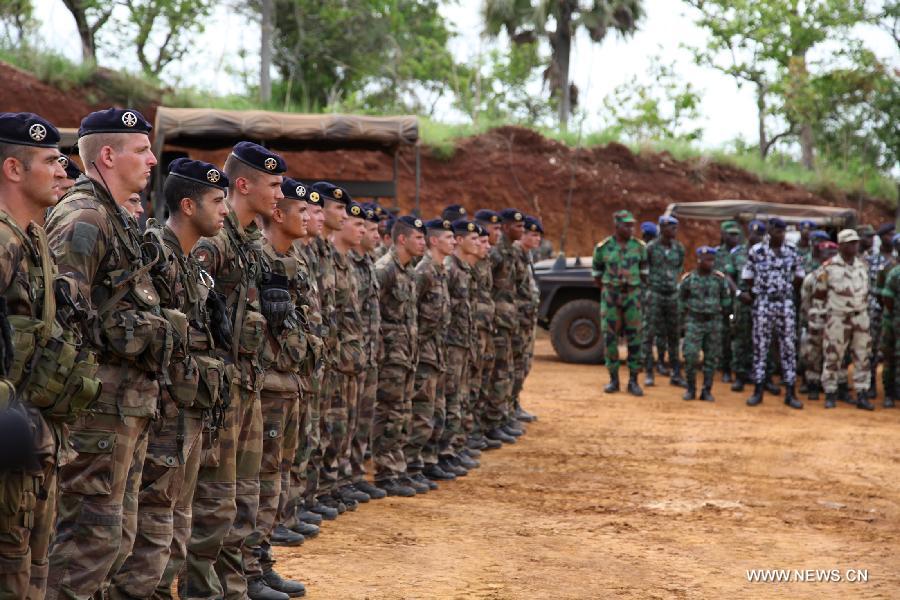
[45,108,167,599]
[0,112,88,599]
[108,159,230,599]
[645,215,687,388]
[405,218,453,488]
[592,209,648,397]
[715,220,742,383]
[796,220,816,267]
[799,240,838,401]
[639,222,659,381]
[513,216,542,423]
[373,216,426,496]
[678,247,731,401]
[866,223,895,399]
[817,229,874,410]
[878,233,900,408]
[726,220,764,392]
[186,142,286,600]
[741,218,805,409]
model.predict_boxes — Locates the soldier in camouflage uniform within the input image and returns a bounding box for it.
[644,215,687,388]
[373,214,394,261]
[817,229,874,410]
[714,220,742,383]
[404,218,453,488]
[44,108,168,600]
[373,216,425,496]
[592,209,648,397]
[108,159,230,599]
[864,223,895,399]
[0,113,88,599]
[799,240,837,401]
[726,220,764,391]
[185,142,286,600]
[879,236,900,408]
[678,247,731,401]
[511,216,542,423]
[638,222,659,381]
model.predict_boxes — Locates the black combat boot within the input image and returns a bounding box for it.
[261,565,306,598]
[824,392,837,409]
[884,384,895,408]
[807,382,820,401]
[764,378,781,395]
[247,577,290,600]
[354,480,387,499]
[412,472,438,490]
[269,524,304,547]
[730,374,745,392]
[423,463,456,481]
[784,384,803,409]
[486,427,516,444]
[375,478,417,497]
[837,382,851,403]
[627,372,644,397]
[722,368,733,384]
[670,362,687,388]
[644,360,655,387]
[700,373,715,402]
[289,521,319,538]
[746,383,763,406]
[682,373,696,401]
[798,378,809,394]
[398,475,430,494]
[604,370,620,393]
[516,405,538,422]
[657,360,671,376]
[856,391,875,411]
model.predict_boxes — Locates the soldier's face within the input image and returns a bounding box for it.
[57,177,76,201]
[725,231,741,246]
[860,234,873,251]
[280,201,308,240]
[404,230,426,257]
[457,232,480,256]
[124,193,144,219]
[361,221,380,252]
[524,230,542,249]
[505,221,525,241]
[324,199,346,231]
[192,188,228,237]
[19,147,66,209]
[840,240,859,259]
[615,221,633,238]
[305,204,325,236]
[430,230,456,256]
[340,216,366,247]
[487,223,501,245]
[115,134,156,194]
[770,228,785,244]
[880,232,893,249]
[477,236,490,257]
[250,172,282,218]
[661,223,677,239]
[698,254,715,271]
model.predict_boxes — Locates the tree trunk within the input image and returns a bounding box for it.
[799,123,814,170]
[74,11,95,63]
[260,0,273,104]
[555,2,574,132]
[756,84,767,160]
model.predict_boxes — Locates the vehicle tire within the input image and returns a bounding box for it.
[549,298,604,364]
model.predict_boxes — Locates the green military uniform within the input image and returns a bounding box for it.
[442,252,475,459]
[510,243,537,421]
[727,243,753,383]
[882,263,900,405]
[485,232,519,430]
[713,225,738,378]
[471,253,496,441]
[877,254,898,405]
[678,264,731,397]
[645,236,686,377]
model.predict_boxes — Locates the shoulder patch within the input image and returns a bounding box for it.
[635,238,646,247]
[71,221,100,256]
[597,237,612,248]
[713,270,726,279]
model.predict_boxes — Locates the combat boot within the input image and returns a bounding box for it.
[456,452,480,469]
[824,392,837,409]
[764,378,781,395]
[270,524,304,547]
[502,422,524,437]
[604,371,620,393]
[746,383,763,406]
[261,566,306,598]
[656,360,671,377]
[627,372,644,397]
[467,435,487,450]
[682,373,696,401]
[375,478,417,497]
[670,362,687,388]
[438,457,468,476]
[807,382,820,401]
[486,427,516,444]
[308,502,338,521]
[700,373,715,402]
[398,475,430,494]
[885,395,895,408]
[412,472,438,490]
[354,480,387,499]
[644,361,655,387]
[837,382,851,403]
[722,368,733,383]
[464,447,482,458]
[730,374,745,392]
[289,521,320,538]
[482,436,503,450]
[424,463,456,481]
[330,490,357,511]
[516,406,538,422]
[798,379,809,394]
[784,384,803,409]
[338,484,370,504]
[298,506,323,525]
[856,391,875,411]
[247,577,290,600]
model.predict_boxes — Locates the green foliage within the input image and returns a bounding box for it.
[0,0,35,45]
[0,44,95,90]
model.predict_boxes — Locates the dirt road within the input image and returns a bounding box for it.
[276,334,900,599]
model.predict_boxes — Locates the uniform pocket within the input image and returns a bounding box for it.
[260,421,282,474]
[60,429,116,496]
[140,447,181,505]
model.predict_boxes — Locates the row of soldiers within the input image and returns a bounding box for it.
[0,109,542,600]
[593,209,897,410]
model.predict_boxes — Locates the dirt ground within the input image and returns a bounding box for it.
[274,332,900,599]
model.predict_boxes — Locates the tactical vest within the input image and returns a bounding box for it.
[262,244,309,376]
[0,214,101,422]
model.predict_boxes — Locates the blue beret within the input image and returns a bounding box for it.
[58,155,82,180]
[476,222,488,236]
[78,108,152,138]
[372,204,388,220]
[892,233,900,246]
[810,230,830,241]
[424,218,453,232]
[799,219,816,230]
[768,217,787,229]
[230,141,286,175]
[658,215,678,226]
[0,112,60,148]
[396,215,426,234]
[877,222,895,236]
[474,209,501,224]
[361,203,380,223]
[524,215,544,234]
[452,218,478,235]
[309,181,348,205]
[500,208,524,223]
[346,201,365,219]
[640,221,658,236]
[696,245,717,256]
[280,177,308,201]
[749,219,766,233]
[167,157,229,190]
[441,204,467,222]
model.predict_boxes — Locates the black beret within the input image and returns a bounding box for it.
[281,177,308,201]
[167,157,229,190]
[396,215,426,234]
[877,223,895,236]
[524,215,544,234]
[768,217,787,229]
[372,204,387,220]
[474,209,501,224]
[476,222,488,236]
[310,181,348,205]
[452,218,478,235]
[441,204,467,222]
[78,108,152,138]
[424,218,453,232]
[361,203,380,223]
[346,200,366,219]
[58,155,82,180]
[0,112,61,148]
[230,141,287,175]
[499,208,524,223]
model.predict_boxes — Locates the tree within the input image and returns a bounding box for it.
[60,0,114,63]
[483,0,644,132]
[260,0,273,102]
[0,0,35,47]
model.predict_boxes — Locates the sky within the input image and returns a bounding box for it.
[30,0,899,149]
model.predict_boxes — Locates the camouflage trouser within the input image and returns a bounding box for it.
[0,406,58,600]
[751,299,796,385]
[474,329,495,435]
[800,311,826,385]
[404,362,441,474]
[601,286,643,373]
[484,328,513,430]
[108,409,203,599]
[650,290,680,367]
[683,314,722,380]
[870,304,883,384]
[422,372,446,469]
[720,311,733,373]
[372,362,414,482]
[284,374,318,528]
[640,289,655,364]
[338,372,361,489]
[883,315,896,396]
[822,310,871,393]
[278,388,302,526]
[307,370,334,500]
[244,388,299,580]
[730,300,753,379]
[510,321,531,415]
[319,371,354,497]
[46,362,157,600]
[350,364,377,483]
[184,378,238,600]
[442,345,470,457]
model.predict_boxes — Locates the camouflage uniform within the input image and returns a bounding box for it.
[45,178,168,600]
[471,257,496,438]
[799,261,828,388]
[510,245,537,418]
[441,253,474,458]
[817,254,871,393]
[591,236,648,375]
[646,238,686,371]
[109,222,221,599]
[373,247,418,483]
[726,244,753,381]
[881,265,900,396]
[484,235,518,430]
[348,249,379,485]
[678,270,730,380]
[187,212,267,600]
[866,250,891,392]
[877,257,898,399]
[714,243,735,374]
[405,253,450,474]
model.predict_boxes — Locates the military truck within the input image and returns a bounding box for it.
[535,199,857,364]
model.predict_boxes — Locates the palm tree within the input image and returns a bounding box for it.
[483,0,644,131]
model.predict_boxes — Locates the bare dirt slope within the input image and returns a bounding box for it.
[275,333,900,599]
